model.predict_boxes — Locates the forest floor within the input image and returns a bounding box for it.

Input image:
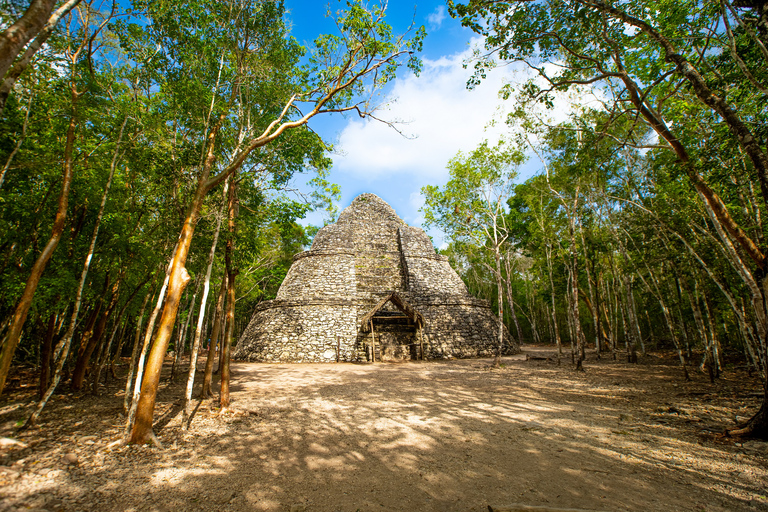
[0,345,767,512]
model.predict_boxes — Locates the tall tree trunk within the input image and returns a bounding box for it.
[0,0,81,116]
[0,0,56,81]
[627,276,645,356]
[579,224,602,355]
[702,290,723,377]
[92,275,146,397]
[545,244,562,360]
[622,276,639,364]
[617,284,632,361]
[171,277,201,380]
[129,119,226,444]
[71,280,120,391]
[183,189,224,429]
[123,290,152,414]
[683,277,716,382]
[565,266,576,363]
[567,196,585,371]
[91,316,122,396]
[503,254,524,345]
[124,256,175,440]
[219,283,234,409]
[38,313,55,400]
[220,174,238,409]
[201,274,227,398]
[128,203,198,443]
[492,244,504,367]
[0,87,78,395]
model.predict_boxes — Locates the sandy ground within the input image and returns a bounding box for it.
[0,346,767,512]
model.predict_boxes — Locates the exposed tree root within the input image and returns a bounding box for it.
[728,397,768,440]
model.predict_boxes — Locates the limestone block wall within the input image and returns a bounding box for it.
[233,299,358,362]
[310,223,354,251]
[398,226,435,257]
[398,226,469,297]
[404,256,469,298]
[354,250,405,306]
[234,193,520,363]
[277,252,355,300]
[418,302,513,359]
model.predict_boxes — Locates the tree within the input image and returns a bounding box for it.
[0,0,82,115]
[127,0,424,444]
[422,139,525,366]
[0,2,115,394]
[0,0,58,81]
[450,0,768,438]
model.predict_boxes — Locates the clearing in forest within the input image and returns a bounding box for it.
[0,346,767,512]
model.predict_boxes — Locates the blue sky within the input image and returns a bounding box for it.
[282,1,540,243]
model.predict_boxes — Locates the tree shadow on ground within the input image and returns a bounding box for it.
[2,349,767,512]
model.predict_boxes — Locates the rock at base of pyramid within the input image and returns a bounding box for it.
[234,193,518,362]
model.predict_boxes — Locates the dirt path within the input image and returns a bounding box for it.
[1,347,767,511]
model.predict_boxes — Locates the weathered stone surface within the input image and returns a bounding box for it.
[234,193,518,362]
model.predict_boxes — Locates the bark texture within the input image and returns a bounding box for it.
[0,0,56,81]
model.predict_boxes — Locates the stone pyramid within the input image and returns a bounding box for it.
[234,193,517,362]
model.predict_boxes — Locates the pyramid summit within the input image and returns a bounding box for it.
[234,193,517,362]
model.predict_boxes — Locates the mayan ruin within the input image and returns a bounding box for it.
[233,193,517,362]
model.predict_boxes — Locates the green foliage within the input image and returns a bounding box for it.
[0,0,422,368]
[422,139,525,247]
[429,1,768,370]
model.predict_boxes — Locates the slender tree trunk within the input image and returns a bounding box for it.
[702,291,723,376]
[219,283,234,409]
[546,245,562,360]
[503,255,524,345]
[72,282,119,391]
[123,290,152,414]
[220,174,238,409]
[565,266,576,362]
[683,277,716,382]
[627,276,645,356]
[545,302,554,344]
[0,0,56,81]
[0,0,81,116]
[618,284,632,361]
[111,314,132,368]
[183,191,224,429]
[201,274,227,398]
[124,256,175,440]
[129,119,226,444]
[492,245,504,367]
[172,278,201,380]
[567,199,585,371]
[92,316,122,396]
[38,313,55,400]
[128,201,198,442]
[92,277,145,397]
[600,297,615,356]
[579,225,602,355]
[0,88,78,395]
[622,277,639,363]
[645,272,690,380]
[107,318,130,380]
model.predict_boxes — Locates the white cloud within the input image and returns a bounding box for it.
[306,36,599,240]
[427,5,447,30]
[408,191,426,226]
[332,37,520,182]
